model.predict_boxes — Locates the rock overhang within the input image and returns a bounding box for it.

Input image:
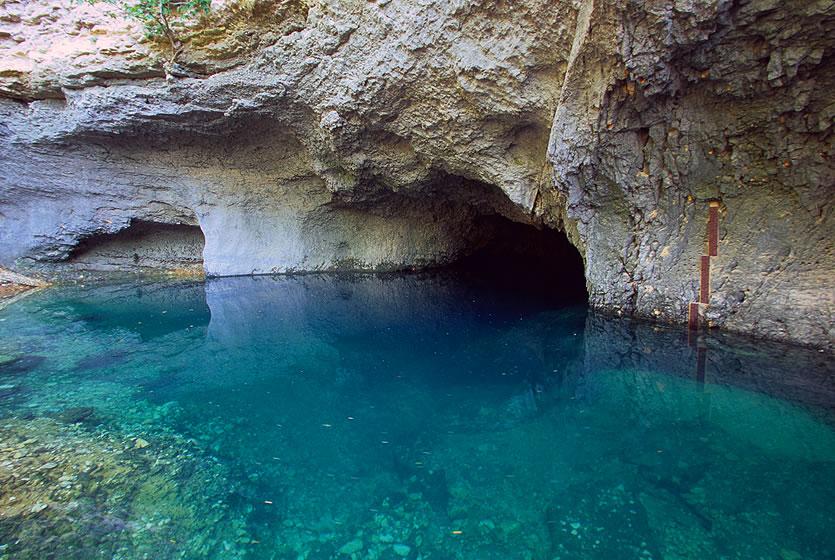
[0,0,832,348]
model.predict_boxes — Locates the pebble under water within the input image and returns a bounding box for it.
[0,273,834,560]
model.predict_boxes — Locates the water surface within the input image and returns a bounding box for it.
[0,274,833,560]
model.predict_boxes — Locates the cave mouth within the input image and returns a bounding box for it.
[68,220,205,273]
[335,171,588,307]
[449,214,588,307]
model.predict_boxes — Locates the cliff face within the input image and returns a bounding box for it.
[0,0,832,347]
[549,0,834,348]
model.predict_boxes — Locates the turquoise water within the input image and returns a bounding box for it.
[0,273,834,560]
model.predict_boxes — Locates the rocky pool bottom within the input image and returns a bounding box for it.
[0,273,833,560]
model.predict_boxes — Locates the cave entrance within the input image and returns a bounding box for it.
[68,220,205,274]
[450,214,588,306]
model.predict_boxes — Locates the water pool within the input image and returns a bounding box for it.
[0,274,833,560]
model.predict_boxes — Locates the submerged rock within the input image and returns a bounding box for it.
[545,483,663,559]
[0,384,22,403]
[0,416,242,560]
[0,355,18,367]
[0,355,45,375]
[74,350,129,372]
[338,539,363,555]
[52,407,95,424]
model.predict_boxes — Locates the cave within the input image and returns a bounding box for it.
[449,214,588,306]
[1,1,834,557]
[67,220,205,273]
[308,171,588,306]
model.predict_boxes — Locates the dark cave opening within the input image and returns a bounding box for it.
[450,214,588,306]
[67,220,205,272]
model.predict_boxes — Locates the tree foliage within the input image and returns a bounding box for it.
[83,0,211,63]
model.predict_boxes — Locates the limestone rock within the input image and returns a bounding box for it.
[0,0,831,347]
[0,267,47,308]
[338,538,363,555]
[547,0,834,348]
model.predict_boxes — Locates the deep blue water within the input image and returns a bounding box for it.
[0,273,834,560]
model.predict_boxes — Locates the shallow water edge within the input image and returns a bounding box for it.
[1,273,833,560]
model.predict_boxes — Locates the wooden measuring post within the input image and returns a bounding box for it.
[707,201,720,256]
[688,302,700,332]
[699,255,711,304]
[689,199,721,332]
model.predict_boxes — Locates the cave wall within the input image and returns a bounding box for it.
[0,124,529,275]
[0,0,570,276]
[0,0,832,347]
[67,221,205,272]
[548,0,834,347]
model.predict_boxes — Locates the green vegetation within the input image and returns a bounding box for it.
[83,0,211,64]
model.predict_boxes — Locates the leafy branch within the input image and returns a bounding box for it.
[83,0,211,67]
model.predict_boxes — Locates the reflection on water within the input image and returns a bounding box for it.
[0,274,833,560]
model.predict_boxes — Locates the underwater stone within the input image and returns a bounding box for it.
[0,354,19,367]
[338,539,363,555]
[74,350,129,372]
[0,354,45,375]
[393,543,411,556]
[0,416,238,558]
[53,407,95,424]
[0,384,22,402]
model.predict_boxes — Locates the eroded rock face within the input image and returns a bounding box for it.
[548,0,834,348]
[0,0,832,347]
[1,0,571,276]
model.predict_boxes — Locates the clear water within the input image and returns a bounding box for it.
[0,273,833,560]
